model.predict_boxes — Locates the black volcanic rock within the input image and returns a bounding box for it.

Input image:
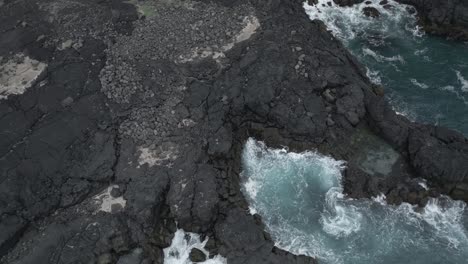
[408,127,468,184]
[333,0,365,7]
[397,0,468,40]
[189,248,207,262]
[1,0,468,263]
[363,6,381,18]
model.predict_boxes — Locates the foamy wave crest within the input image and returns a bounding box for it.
[241,139,468,264]
[303,0,420,43]
[304,0,468,135]
[421,197,468,249]
[418,179,429,190]
[410,78,429,89]
[372,193,387,205]
[321,187,362,237]
[436,73,468,105]
[241,138,347,262]
[387,96,417,120]
[242,138,345,197]
[456,70,468,92]
[164,229,226,264]
[386,197,468,248]
[414,48,428,56]
[363,48,405,63]
[366,67,382,84]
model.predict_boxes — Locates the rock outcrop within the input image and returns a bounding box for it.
[396,0,468,40]
[0,0,467,263]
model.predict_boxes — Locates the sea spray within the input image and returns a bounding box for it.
[456,70,468,93]
[303,0,468,135]
[241,138,468,264]
[303,0,419,43]
[164,229,226,264]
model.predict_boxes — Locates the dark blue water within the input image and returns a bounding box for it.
[305,0,468,134]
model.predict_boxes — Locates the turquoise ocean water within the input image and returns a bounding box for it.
[305,0,468,134]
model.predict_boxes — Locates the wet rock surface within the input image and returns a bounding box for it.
[396,0,468,40]
[0,0,467,263]
[189,248,206,262]
[363,6,381,18]
[333,0,365,7]
[327,0,468,40]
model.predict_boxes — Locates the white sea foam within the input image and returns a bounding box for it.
[410,78,429,89]
[241,139,468,264]
[366,67,382,84]
[388,97,417,120]
[363,48,405,64]
[241,139,345,193]
[414,48,428,56]
[164,229,226,264]
[456,70,468,92]
[303,0,468,136]
[406,23,425,37]
[420,197,468,249]
[441,85,455,92]
[372,193,387,205]
[321,187,362,237]
[439,78,468,105]
[304,0,419,43]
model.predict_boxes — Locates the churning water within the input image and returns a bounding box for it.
[164,229,226,264]
[304,0,468,134]
[241,138,468,264]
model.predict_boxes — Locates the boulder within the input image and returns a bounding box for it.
[363,6,381,18]
[189,248,207,263]
[333,0,365,7]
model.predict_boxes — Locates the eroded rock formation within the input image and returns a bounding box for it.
[0,0,467,263]
[397,0,468,40]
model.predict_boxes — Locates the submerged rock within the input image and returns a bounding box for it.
[189,248,207,262]
[333,0,364,7]
[363,6,381,18]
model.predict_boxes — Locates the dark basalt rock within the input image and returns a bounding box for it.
[396,0,468,40]
[363,86,468,203]
[327,0,468,40]
[189,248,207,262]
[408,127,468,185]
[333,0,365,7]
[1,0,467,263]
[363,6,381,18]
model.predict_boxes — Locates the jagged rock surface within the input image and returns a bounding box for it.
[397,0,468,40]
[1,0,467,263]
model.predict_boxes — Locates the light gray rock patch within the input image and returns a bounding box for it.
[0,54,47,99]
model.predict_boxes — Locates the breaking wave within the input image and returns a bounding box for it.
[241,138,468,264]
[410,78,429,89]
[304,0,421,43]
[304,0,468,135]
[456,70,468,93]
[363,47,405,63]
[164,229,226,264]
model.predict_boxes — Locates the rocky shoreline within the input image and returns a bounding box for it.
[397,0,468,40]
[1,0,467,263]
[326,0,468,40]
